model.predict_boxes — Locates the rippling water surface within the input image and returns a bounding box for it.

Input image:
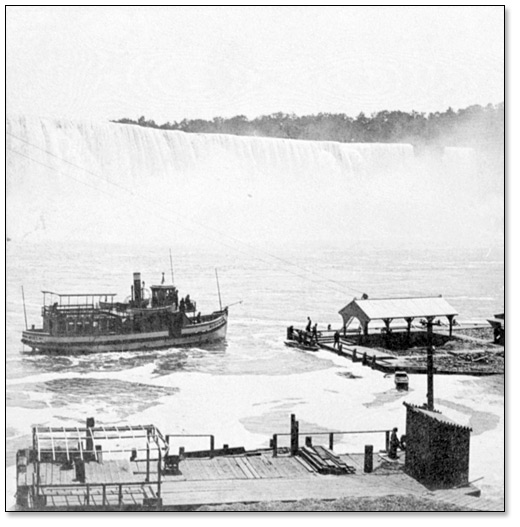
[6,240,504,507]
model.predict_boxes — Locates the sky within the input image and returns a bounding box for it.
[6,5,504,123]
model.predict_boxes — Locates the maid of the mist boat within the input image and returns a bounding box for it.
[21,271,228,353]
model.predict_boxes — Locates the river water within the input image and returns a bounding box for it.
[5,239,504,508]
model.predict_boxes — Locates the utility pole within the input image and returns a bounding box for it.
[426,317,435,411]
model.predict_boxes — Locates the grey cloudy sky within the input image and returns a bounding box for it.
[7,5,504,122]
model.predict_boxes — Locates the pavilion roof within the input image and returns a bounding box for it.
[339,295,458,325]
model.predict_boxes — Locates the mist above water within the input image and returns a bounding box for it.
[6,116,503,250]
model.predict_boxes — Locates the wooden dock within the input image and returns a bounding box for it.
[296,326,504,376]
[20,451,433,511]
[16,417,493,512]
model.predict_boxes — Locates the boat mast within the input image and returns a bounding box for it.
[215,269,222,311]
[169,249,175,285]
[21,286,28,330]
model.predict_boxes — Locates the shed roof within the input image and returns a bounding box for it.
[403,402,472,431]
[339,295,458,325]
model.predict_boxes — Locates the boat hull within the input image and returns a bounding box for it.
[22,313,228,354]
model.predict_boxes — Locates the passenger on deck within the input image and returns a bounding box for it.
[197,312,201,323]
[312,323,318,342]
[180,298,185,312]
[306,317,312,332]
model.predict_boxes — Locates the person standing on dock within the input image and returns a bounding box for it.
[306,317,312,333]
[333,330,340,349]
[312,323,318,343]
[389,427,400,459]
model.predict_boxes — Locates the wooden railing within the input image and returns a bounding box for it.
[271,429,391,457]
[31,479,162,510]
[165,434,216,454]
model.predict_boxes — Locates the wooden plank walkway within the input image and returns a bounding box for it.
[429,488,504,511]
[158,472,427,509]
[165,454,312,482]
[23,453,498,511]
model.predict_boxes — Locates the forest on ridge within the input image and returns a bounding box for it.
[113,103,504,150]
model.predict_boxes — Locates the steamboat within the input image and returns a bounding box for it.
[21,272,228,354]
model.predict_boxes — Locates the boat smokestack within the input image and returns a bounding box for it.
[133,272,142,303]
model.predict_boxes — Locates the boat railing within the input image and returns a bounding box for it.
[43,305,112,315]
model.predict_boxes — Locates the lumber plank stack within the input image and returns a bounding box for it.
[298,446,356,475]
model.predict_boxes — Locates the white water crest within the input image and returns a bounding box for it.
[7,116,502,248]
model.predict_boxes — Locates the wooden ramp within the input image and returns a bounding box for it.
[159,472,428,509]
[166,453,313,481]
[430,488,504,512]
[23,452,497,511]
[155,452,428,509]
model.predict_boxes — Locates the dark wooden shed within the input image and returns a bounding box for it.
[403,402,472,489]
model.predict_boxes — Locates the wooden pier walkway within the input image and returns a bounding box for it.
[309,328,503,376]
[20,450,436,511]
[20,448,495,511]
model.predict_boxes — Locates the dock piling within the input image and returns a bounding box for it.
[86,417,95,460]
[364,445,373,473]
[290,414,300,456]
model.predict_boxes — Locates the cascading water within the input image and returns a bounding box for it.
[6,115,501,248]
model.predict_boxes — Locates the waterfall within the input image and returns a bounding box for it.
[6,116,502,248]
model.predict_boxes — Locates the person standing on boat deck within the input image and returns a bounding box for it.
[333,330,340,349]
[306,317,312,333]
[161,272,165,285]
[389,427,400,459]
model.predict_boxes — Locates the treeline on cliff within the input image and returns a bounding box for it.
[112,103,503,148]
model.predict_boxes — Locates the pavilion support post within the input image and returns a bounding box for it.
[405,318,413,344]
[426,317,435,411]
[447,315,454,338]
[383,318,392,347]
[362,321,369,344]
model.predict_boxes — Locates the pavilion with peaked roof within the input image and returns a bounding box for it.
[338,295,458,337]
